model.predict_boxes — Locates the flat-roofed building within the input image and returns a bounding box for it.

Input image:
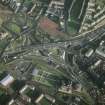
[19,84,35,103]
[90,59,102,70]
[85,48,94,58]
[7,98,26,105]
[46,0,64,19]
[0,74,14,87]
[8,99,15,105]
[96,46,105,59]
[45,94,55,103]
[58,85,72,94]
[1,0,23,13]
[35,94,44,104]
[79,0,96,32]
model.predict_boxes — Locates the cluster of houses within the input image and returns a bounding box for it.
[45,0,65,31]
[1,0,23,13]
[1,0,35,13]
[79,40,105,86]
[58,82,82,94]
[79,0,96,32]
[45,0,64,18]
[0,73,57,105]
[0,31,9,40]
[80,0,105,32]
[38,0,69,41]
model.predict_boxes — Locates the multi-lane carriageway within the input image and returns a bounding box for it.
[3,24,105,57]
[15,24,105,50]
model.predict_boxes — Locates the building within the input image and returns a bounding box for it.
[90,59,102,69]
[0,74,14,87]
[8,99,15,105]
[19,83,56,105]
[1,0,23,13]
[21,0,34,13]
[58,85,72,94]
[7,98,27,105]
[95,46,105,59]
[35,94,56,105]
[46,0,64,17]
[85,48,94,58]
[31,68,39,76]
[35,94,44,104]
[45,94,55,103]
[0,32,9,40]
[72,82,82,92]
[19,84,35,103]
[95,40,105,59]
[58,82,82,94]
[79,0,96,32]
[45,0,65,31]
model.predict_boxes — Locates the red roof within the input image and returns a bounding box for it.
[39,17,66,37]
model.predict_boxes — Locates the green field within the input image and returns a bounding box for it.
[96,0,105,9]
[67,0,89,35]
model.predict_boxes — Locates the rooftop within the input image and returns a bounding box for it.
[0,74,14,87]
[96,46,105,58]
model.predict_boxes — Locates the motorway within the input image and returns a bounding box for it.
[1,20,105,67]
[4,23,105,55]
[2,23,105,82]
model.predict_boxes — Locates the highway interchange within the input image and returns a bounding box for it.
[1,1,105,105]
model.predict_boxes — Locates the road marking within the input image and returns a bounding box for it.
[68,0,77,21]
[78,0,86,19]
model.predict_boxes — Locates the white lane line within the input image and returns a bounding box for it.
[78,0,86,19]
[68,0,77,21]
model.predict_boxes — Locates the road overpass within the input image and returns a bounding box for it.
[3,24,105,56]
